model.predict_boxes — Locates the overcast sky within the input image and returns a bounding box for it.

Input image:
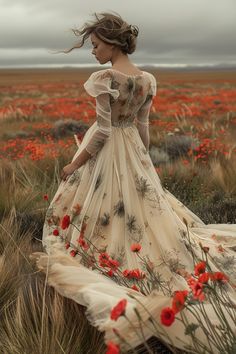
[0,0,236,68]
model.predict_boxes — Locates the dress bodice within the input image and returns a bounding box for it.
[83,68,157,156]
[84,68,157,128]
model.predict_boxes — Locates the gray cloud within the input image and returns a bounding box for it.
[0,0,236,67]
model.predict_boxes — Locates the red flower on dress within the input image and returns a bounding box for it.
[122,268,145,280]
[107,269,114,277]
[131,243,141,252]
[217,245,225,253]
[210,272,228,283]
[194,261,206,276]
[188,278,205,301]
[108,258,120,270]
[198,272,210,284]
[43,194,49,201]
[106,341,120,354]
[78,237,89,251]
[131,284,139,292]
[199,242,210,253]
[60,215,70,229]
[110,299,127,321]
[122,269,130,277]
[81,222,87,233]
[160,307,175,326]
[65,242,70,249]
[52,229,59,236]
[70,250,77,257]
[99,252,110,267]
[73,203,82,215]
[172,290,188,314]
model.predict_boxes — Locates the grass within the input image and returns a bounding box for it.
[0,214,106,354]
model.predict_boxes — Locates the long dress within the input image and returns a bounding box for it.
[31,68,236,353]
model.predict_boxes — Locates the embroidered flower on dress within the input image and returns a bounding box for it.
[113,200,125,217]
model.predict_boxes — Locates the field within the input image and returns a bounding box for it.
[0,68,236,353]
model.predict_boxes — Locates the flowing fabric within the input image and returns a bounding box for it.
[31,68,236,353]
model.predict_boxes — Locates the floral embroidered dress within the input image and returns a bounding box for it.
[31,68,236,353]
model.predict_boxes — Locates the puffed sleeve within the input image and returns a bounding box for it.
[136,73,157,151]
[83,71,119,156]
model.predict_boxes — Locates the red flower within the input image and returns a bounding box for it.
[99,252,110,267]
[107,269,114,277]
[172,290,188,314]
[122,268,145,280]
[78,237,89,251]
[108,258,120,270]
[73,203,82,215]
[188,278,205,301]
[52,229,59,236]
[194,261,206,276]
[130,269,146,280]
[131,284,139,292]
[81,222,87,233]
[122,269,130,278]
[65,242,70,249]
[60,215,70,229]
[210,272,228,283]
[110,299,127,321]
[131,243,141,252]
[43,194,49,201]
[160,307,175,326]
[70,250,77,257]
[198,272,210,284]
[106,341,120,354]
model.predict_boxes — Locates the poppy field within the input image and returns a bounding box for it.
[0,68,236,223]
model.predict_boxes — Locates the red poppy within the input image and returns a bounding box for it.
[110,299,127,321]
[172,290,188,314]
[43,194,49,201]
[70,250,77,257]
[52,229,59,236]
[131,243,141,252]
[65,242,70,249]
[122,268,145,280]
[131,284,139,292]
[160,307,175,326]
[122,269,130,278]
[78,237,89,251]
[107,269,114,277]
[108,258,120,270]
[99,252,110,267]
[198,272,210,284]
[130,269,146,280]
[194,261,206,276]
[60,215,70,229]
[188,278,205,301]
[210,272,228,283]
[106,341,120,354]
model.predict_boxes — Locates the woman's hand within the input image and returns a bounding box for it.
[60,162,78,181]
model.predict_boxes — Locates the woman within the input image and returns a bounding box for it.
[31,12,236,353]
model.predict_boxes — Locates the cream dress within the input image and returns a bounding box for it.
[31,68,236,353]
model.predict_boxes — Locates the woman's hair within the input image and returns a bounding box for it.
[61,12,139,55]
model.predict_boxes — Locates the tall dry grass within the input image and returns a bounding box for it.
[0,212,106,354]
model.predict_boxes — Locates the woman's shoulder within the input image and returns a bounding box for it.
[89,69,113,81]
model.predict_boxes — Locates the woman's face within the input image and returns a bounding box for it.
[90,32,114,64]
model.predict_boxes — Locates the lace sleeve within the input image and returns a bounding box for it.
[136,74,157,151]
[83,71,119,156]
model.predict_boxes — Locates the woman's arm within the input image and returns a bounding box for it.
[60,92,111,181]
